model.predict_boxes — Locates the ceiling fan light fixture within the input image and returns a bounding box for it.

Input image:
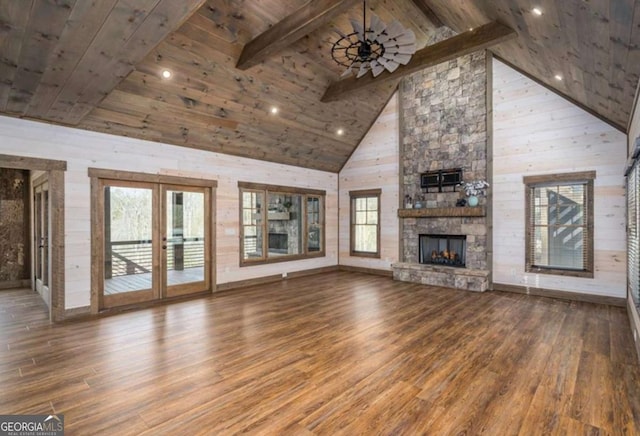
[330,1,416,79]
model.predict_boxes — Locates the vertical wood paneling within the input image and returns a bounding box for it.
[0,115,337,309]
[339,94,400,271]
[492,59,626,298]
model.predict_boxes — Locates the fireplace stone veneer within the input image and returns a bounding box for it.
[392,262,489,292]
[392,27,490,292]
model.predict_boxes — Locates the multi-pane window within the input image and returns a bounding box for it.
[524,172,594,278]
[239,182,325,265]
[350,189,381,258]
[241,190,264,259]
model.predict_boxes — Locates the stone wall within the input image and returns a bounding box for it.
[0,168,30,283]
[401,28,488,206]
[395,27,489,289]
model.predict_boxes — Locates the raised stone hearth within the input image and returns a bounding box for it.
[393,262,489,292]
[393,27,490,292]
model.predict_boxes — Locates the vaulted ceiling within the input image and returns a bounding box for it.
[1,1,639,172]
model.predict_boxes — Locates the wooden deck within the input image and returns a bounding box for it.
[1,271,639,434]
[104,267,204,294]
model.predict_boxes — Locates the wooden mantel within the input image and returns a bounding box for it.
[398,207,486,218]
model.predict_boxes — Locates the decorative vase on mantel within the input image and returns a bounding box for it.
[467,195,479,207]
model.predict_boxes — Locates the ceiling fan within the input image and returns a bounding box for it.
[330,0,417,78]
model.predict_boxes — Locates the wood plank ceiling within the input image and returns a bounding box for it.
[0,0,639,172]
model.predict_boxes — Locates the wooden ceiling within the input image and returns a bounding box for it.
[0,1,639,172]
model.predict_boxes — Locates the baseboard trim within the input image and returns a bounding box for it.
[339,265,393,277]
[0,279,31,290]
[62,306,92,320]
[493,283,626,307]
[627,294,640,363]
[216,266,340,292]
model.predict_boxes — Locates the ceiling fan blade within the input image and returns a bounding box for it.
[350,18,364,41]
[384,21,407,40]
[333,28,348,39]
[393,31,417,46]
[341,66,354,78]
[379,57,400,72]
[370,14,385,37]
[389,46,416,55]
[356,62,370,78]
[388,53,412,65]
[370,61,385,77]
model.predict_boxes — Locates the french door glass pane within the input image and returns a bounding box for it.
[104,186,153,294]
[242,191,264,259]
[166,190,205,286]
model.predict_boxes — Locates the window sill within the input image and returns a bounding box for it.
[526,266,594,279]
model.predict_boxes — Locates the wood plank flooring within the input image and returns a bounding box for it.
[1,271,639,435]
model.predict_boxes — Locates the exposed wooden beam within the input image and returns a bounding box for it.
[321,21,517,102]
[236,0,361,70]
[411,0,444,27]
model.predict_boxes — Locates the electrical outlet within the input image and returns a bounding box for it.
[282,272,287,278]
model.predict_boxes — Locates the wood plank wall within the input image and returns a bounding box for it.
[0,116,337,310]
[492,59,627,298]
[338,93,400,271]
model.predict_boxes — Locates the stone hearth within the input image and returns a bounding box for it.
[393,263,489,292]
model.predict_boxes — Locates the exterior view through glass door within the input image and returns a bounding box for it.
[100,181,211,308]
[33,180,50,308]
[103,182,157,307]
[163,186,209,298]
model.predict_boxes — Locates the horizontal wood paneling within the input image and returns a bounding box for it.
[0,115,337,309]
[492,59,627,298]
[339,93,400,271]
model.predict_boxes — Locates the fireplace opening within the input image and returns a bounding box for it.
[419,234,466,267]
[268,232,288,253]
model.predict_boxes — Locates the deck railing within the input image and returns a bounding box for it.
[106,238,204,278]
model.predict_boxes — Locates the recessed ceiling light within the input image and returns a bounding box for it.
[336,128,345,136]
[532,7,543,16]
[161,69,172,79]
[468,27,474,31]
[270,106,279,115]
[554,74,563,81]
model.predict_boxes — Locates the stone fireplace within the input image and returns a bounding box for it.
[391,27,490,292]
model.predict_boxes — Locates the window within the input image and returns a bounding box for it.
[524,172,594,278]
[627,160,640,307]
[239,182,325,265]
[350,189,381,258]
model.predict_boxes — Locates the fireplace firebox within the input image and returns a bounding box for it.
[419,234,466,267]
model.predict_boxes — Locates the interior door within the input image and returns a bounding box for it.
[162,185,210,298]
[101,181,158,308]
[33,180,50,307]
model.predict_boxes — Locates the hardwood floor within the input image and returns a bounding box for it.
[1,272,639,435]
